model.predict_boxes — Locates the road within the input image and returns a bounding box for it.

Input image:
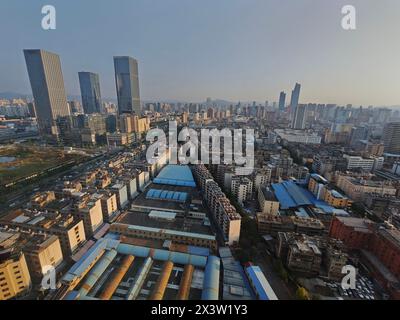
[0,152,112,216]
[253,242,296,300]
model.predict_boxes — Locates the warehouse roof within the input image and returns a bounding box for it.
[246,266,278,300]
[153,165,196,187]
[146,189,188,203]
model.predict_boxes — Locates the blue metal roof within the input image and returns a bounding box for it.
[235,261,257,300]
[64,239,107,280]
[116,243,208,267]
[295,207,309,218]
[188,246,210,257]
[246,266,278,300]
[153,165,196,187]
[272,180,337,213]
[282,181,311,206]
[272,181,312,209]
[146,189,188,203]
[201,256,221,300]
[63,290,80,300]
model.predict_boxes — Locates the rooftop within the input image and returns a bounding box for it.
[261,187,278,202]
[336,216,373,233]
[153,164,196,187]
[116,210,214,238]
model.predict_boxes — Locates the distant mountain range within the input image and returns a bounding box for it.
[0,92,234,105]
[1,92,400,109]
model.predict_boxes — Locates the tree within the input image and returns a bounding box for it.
[296,287,310,300]
[236,249,251,264]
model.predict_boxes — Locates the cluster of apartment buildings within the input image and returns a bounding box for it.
[276,232,348,280]
[0,151,160,300]
[212,152,309,206]
[0,230,64,300]
[329,216,400,298]
[192,164,242,245]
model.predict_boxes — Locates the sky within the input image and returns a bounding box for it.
[0,0,400,106]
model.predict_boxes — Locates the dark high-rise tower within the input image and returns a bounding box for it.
[291,104,307,129]
[383,122,400,154]
[279,91,286,112]
[350,126,369,147]
[24,49,70,135]
[290,83,301,116]
[78,72,102,114]
[113,56,141,115]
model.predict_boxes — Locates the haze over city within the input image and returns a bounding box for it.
[1,0,400,105]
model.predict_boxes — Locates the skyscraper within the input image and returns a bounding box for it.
[383,122,400,154]
[350,126,369,147]
[78,72,102,114]
[113,56,141,115]
[290,83,301,116]
[24,49,70,135]
[292,104,307,129]
[279,91,286,112]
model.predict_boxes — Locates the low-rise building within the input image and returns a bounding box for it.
[23,235,64,280]
[335,173,397,201]
[0,210,86,257]
[258,187,279,215]
[0,231,32,300]
[343,154,384,172]
[257,215,325,237]
[277,232,346,279]
[73,198,104,238]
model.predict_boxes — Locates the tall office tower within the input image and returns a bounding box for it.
[113,56,141,115]
[279,91,286,112]
[383,122,400,154]
[78,72,102,114]
[291,104,307,129]
[350,126,369,147]
[289,83,301,116]
[24,49,70,136]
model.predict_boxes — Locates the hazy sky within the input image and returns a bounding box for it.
[1,0,400,106]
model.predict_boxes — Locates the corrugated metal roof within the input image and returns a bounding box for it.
[201,256,221,300]
[127,224,216,241]
[153,165,196,187]
[116,243,207,267]
[65,239,107,278]
[148,210,177,220]
[188,246,210,257]
[146,189,188,203]
[245,266,278,300]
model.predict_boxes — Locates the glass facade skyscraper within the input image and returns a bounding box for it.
[113,56,141,115]
[279,91,286,112]
[289,82,302,129]
[290,82,301,115]
[78,71,102,114]
[24,49,70,135]
[291,103,307,129]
